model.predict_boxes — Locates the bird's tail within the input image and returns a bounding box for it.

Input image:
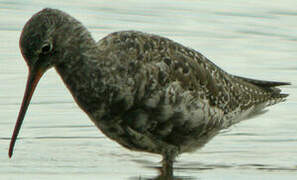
[221,75,290,129]
[233,75,290,106]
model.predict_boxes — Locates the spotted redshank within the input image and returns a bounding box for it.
[9,8,290,177]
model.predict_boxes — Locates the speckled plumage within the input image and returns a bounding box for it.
[10,8,289,177]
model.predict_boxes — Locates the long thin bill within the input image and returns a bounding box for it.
[9,68,44,158]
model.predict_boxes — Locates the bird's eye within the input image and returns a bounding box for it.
[41,42,53,54]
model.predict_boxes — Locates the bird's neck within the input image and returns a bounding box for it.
[54,37,105,114]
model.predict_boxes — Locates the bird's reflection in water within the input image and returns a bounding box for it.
[130,160,297,180]
[129,160,199,180]
[129,168,196,180]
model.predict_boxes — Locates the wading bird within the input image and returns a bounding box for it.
[9,8,289,178]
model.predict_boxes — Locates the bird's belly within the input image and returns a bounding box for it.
[92,117,165,154]
[94,118,221,155]
[89,106,225,155]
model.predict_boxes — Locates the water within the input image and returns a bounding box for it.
[0,0,296,179]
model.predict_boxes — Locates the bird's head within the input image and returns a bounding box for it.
[9,8,94,157]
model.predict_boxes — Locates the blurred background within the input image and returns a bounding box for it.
[0,0,296,179]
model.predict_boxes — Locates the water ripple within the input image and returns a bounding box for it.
[0,136,103,140]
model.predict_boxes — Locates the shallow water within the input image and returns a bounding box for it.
[0,0,296,179]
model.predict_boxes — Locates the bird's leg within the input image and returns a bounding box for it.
[160,147,178,179]
[161,155,173,177]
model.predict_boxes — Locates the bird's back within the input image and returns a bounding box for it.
[88,31,289,153]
